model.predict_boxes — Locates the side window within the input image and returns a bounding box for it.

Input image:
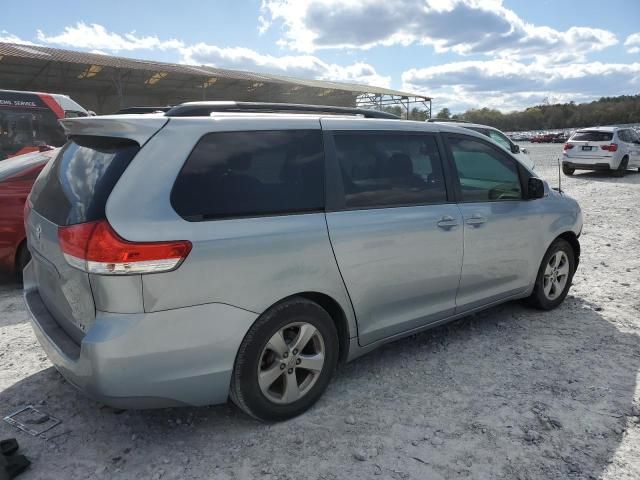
[629,129,640,142]
[171,130,324,221]
[488,130,512,151]
[618,130,630,143]
[447,135,522,202]
[333,132,447,209]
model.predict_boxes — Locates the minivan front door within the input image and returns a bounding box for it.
[443,134,542,311]
[323,127,463,346]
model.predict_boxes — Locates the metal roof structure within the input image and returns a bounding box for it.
[0,42,431,116]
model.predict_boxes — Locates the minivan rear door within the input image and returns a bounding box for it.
[25,116,167,342]
[26,137,140,341]
[322,119,463,346]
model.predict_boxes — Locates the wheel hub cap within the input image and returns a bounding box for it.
[258,322,326,404]
[543,251,569,300]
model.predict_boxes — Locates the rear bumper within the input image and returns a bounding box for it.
[562,160,613,171]
[23,262,258,408]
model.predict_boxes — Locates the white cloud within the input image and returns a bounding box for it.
[180,43,391,86]
[0,30,36,45]
[403,59,640,112]
[625,33,640,54]
[36,22,184,52]
[261,0,617,60]
[34,22,390,87]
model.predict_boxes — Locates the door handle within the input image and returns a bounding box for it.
[437,215,458,229]
[465,214,487,226]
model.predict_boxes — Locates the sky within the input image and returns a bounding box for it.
[1,0,639,113]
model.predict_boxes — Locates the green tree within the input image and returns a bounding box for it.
[452,95,640,131]
[436,108,451,119]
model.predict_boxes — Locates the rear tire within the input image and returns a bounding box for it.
[15,242,31,283]
[613,157,628,177]
[562,164,575,175]
[527,239,575,310]
[230,297,339,421]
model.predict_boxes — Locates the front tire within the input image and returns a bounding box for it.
[527,239,575,310]
[230,297,338,421]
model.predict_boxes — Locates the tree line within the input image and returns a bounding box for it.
[433,94,640,132]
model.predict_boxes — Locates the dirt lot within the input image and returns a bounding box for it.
[1,143,639,480]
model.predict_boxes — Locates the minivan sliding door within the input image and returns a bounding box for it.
[322,125,463,346]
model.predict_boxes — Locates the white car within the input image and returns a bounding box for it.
[562,126,640,177]
[430,120,535,170]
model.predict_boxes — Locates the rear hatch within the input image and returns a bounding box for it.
[565,130,614,160]
[26,136,141,342]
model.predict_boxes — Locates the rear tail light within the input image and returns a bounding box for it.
[563,143,574,150]
[601,143,618,152]
[58,220,192,275]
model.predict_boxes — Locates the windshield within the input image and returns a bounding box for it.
[0,91,67,160]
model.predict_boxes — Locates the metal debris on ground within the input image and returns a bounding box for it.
[3,406,61,437]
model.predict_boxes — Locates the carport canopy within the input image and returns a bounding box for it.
[0,42,431,116]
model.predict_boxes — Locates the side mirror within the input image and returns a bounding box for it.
[527,177,545,199]
[511,144,520,154]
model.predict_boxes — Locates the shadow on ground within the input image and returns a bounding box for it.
[1,296,638,479]
[570,169,640,184]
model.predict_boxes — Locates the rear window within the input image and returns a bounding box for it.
[570,131,613,142]
[171,130,324,221]
[30,136,140,225]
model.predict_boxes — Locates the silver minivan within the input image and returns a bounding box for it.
[23,102,583,420]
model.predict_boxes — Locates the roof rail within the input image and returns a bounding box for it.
[115,106,173,114]
[426,118,471,123]
[164,101,400,119]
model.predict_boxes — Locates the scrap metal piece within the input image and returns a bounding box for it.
[3,406,61,437]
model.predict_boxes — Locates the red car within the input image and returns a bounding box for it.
[0,149,56,279]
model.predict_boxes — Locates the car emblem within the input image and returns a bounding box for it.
[35,224,42,240]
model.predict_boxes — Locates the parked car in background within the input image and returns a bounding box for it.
[562,126,640,177]
[0,89,87,160]
[430,120,535,170]
[23,102,582,421]
[0,149,56,279]
[531,133,554,143]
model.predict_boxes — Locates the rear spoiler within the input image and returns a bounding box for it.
[59,115,169,146]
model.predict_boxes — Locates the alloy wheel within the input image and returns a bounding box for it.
[543,251,570,300]
[257,322,325,404]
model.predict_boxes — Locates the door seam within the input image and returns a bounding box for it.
[453,203,465,313]
[322,212,360,343]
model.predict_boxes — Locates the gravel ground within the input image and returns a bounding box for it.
[1,143,639,480]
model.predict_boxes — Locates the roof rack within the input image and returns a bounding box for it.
[426,118,471,123]
[115,106,173,114]
[164,101,400,119]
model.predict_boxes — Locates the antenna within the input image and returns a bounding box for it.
[557,157,562,193]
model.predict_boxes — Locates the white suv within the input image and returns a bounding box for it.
[562,126,640,177]
[429,120,535,171]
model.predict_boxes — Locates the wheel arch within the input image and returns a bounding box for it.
[264,292,352,364]
[556,231,580,268]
